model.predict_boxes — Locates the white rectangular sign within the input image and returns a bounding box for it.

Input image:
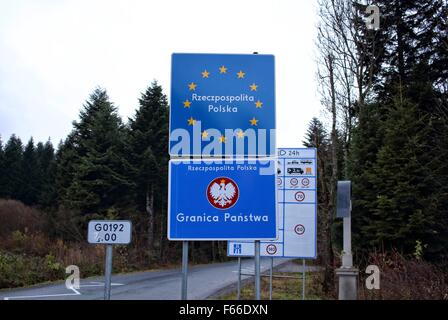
[228,148,317,259]
[88,220,132,245]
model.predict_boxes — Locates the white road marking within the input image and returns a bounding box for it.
[2,281,126,300]
[4,287,81,300]
[79,282,124,287]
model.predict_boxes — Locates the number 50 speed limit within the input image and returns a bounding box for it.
[88,220,132,244]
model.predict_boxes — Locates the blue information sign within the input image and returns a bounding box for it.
[170,53,276,157]
[168,159,277,240]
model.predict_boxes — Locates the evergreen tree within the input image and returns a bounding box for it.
[55,135,78,206]
[364,96,428,252]
[21,138,40,205]
[348,101,385,255]
[2,135,24,200]
[36,140,57,207]
[127,81,169,260]
[303,117,334,292]
[0,136,4,198]
[315,0,448,263]
[372,0,447,95]
[57,88,133,215]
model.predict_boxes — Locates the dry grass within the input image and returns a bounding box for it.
[0,199,152,288]
[358,251,448,300]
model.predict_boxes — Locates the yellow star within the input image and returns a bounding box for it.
[249,83,258,91]
[188,82,197,91]
[236,130,245,138]
[183,100,191,108]
[202,130,208,139]
[202,70,210,78]
[237,70,245,79]
[187,117,196,125]
[219,65,227,74]
[255,100,263,108]
[249,117,259,126]
[219,135,226,143]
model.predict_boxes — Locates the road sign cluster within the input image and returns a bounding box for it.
[168,53,278,240]
[228,148,317,258]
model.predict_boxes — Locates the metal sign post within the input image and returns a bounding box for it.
[181,241,189,300]
[237,257,242,300]
[255,240,261,300]
[302,259,306,300]
[335,181,359,300]
[104,245,113,300]
[87,220,132,301]
[269,257,273,300]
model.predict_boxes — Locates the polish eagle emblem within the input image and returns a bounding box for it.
[207,177,239,209]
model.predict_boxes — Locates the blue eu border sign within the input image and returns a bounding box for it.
[168,158,277,240]
[228,148,317,258]
[169,53,276,157]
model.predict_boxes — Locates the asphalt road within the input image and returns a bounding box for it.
[0,258,291,300]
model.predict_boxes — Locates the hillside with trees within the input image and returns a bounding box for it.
[311,0,447,298]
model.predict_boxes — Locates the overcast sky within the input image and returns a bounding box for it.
[0,0,322,148]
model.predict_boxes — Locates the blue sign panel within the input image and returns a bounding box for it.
[168,159,277,240]
[170,53,276,157]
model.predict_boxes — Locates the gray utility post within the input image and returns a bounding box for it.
[269,257,273,300]
[181,241,189,300]
[88,220,132,301]
[104,245,113,300]
[237,257,242,300]
[254,240,261,300]
[335,181,359,300]
[302,259,306,300]
[252,50,261,301]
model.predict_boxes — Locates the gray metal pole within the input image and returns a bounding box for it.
[254,240,261,300]
[302,259,306,300]
[237,257,242,300]
[104,245,113,300]
[181,241,189,300]
[269,257,273,300]
[342,216,353,267]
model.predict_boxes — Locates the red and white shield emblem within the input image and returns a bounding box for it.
[207,177,239,209]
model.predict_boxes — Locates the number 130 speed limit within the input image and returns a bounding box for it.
[88,220,132,245]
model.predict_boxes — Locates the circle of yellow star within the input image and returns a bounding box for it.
[249,83,258,91]
[219,65,227,74]
[249,117,259,126]
[187,117,196,125]
[188,82,197,91]
[201,130,209,139]
[202,70,210,78]
[237,70,245,79]
[183,100,191,108]
[255,100,263,108]
[236,130,245,138]
[219,135,226,143]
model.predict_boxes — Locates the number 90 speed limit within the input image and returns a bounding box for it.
[88,220,132,245]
